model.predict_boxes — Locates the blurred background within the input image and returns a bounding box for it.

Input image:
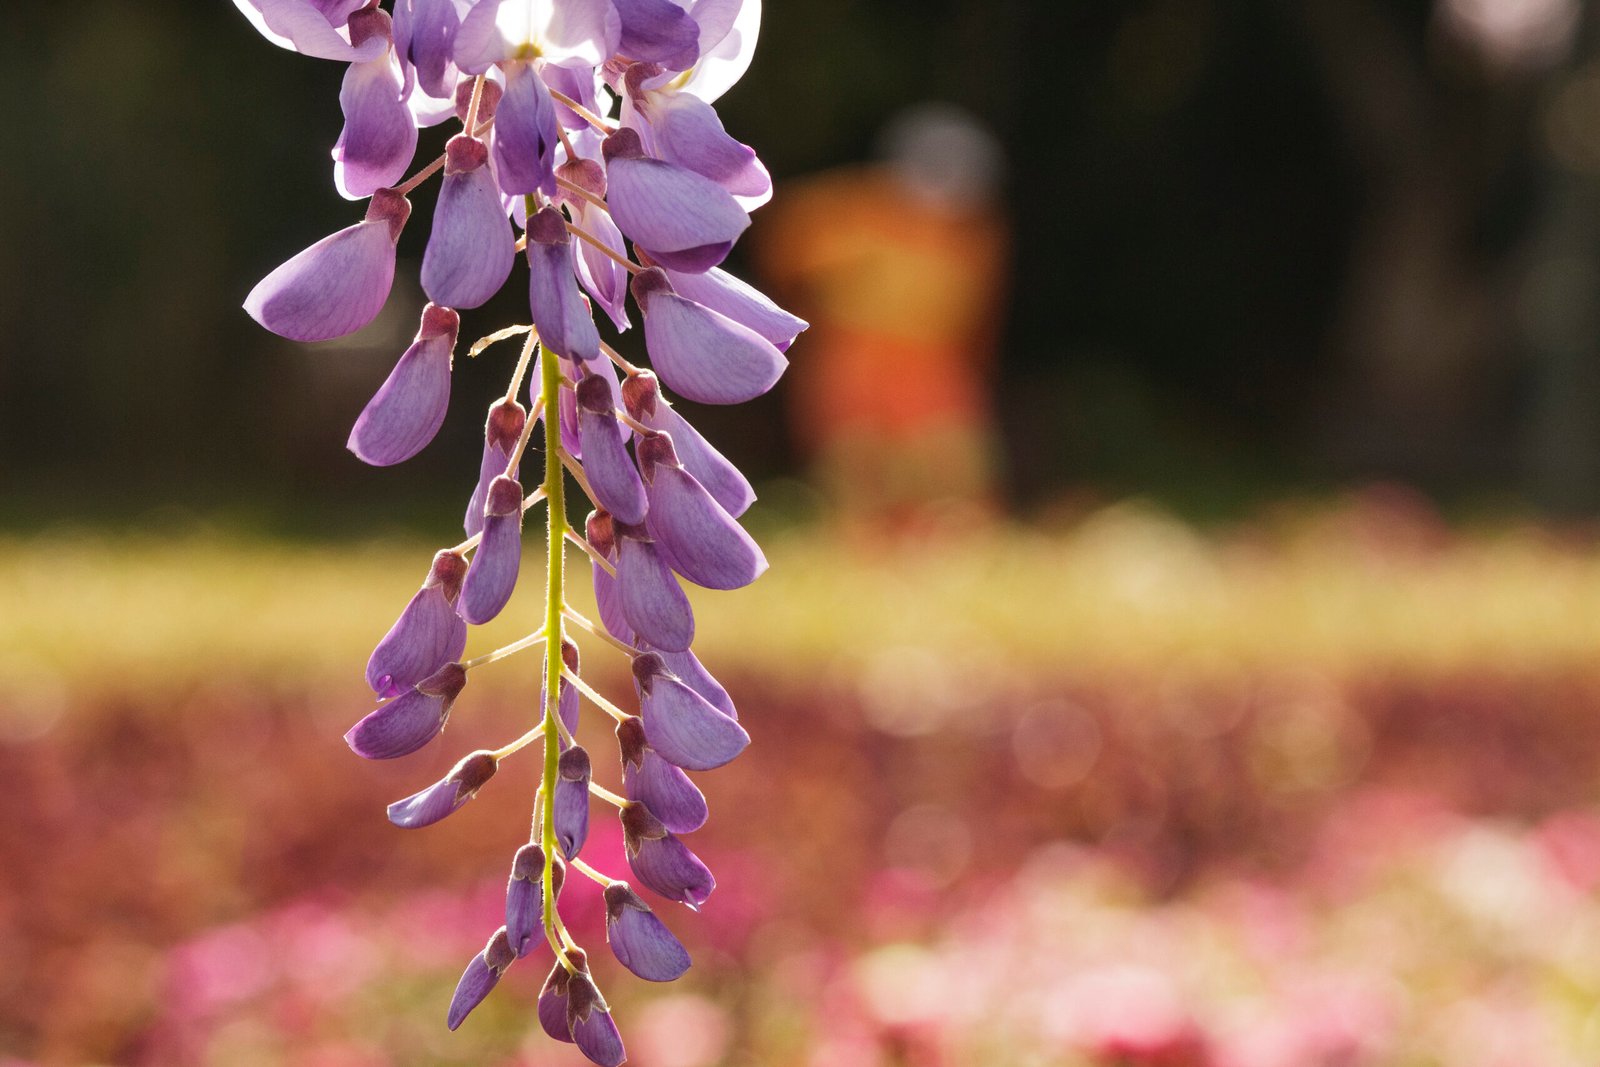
[9,0,1600,1064]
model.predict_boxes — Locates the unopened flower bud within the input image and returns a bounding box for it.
[554,745,593,860]
[537,949,586,1043]
[387,749,497,828]
[504,841,566,957]
[577,372,648,524]
[632,267,787,404]
[615,524,694,652]
[348,303,459,467]
[365,549,468,697]
[621,801,715,909]
[604,880,691,982]
[632,654,748,771]
[345,662,467,759]
[566,968,627,1067]
[460,476,524,624]
[618,716,708,833]
[446,926,516,1030]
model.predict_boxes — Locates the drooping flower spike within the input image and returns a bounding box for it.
[238,0,803,1054]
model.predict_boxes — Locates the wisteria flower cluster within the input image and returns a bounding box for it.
[236,0,803,1060]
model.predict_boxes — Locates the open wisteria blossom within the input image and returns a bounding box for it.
[237,0,802,1060]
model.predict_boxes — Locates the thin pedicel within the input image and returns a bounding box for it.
[235,1,804,1061]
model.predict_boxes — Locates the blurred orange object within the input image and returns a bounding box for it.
[756,106,1009,531]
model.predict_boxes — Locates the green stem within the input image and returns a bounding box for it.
[535,196,567,950]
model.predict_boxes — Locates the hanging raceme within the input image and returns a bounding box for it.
[236,0,803,1061]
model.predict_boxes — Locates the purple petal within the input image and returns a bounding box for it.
[235,0,387,61]
[562,161,632,331]
[636,88,768,200]
[506,842,565,958]
[538,959,577,1042]
[526,206,600,362]
[638,435,766,589]
[387,750,497,828]
[344,662,466,759]
[635,653,749,771]
[577,374,648,524]
[365,549,468,697]
[624,372,754,516]
[660,265,805,351]
[595,561,637,645]
[460,476,524,624]
[554,746,592,860]
[333,29,418,200]
[567,972,627,1067]
[422,137,516,308]
[397,0,461,97]
[348,303,459,466]
[543,63,603,129]
[648,645,735,719]
[492,62,559,196]
[243,190,408,342]
[614,0,701,68]
[465,398,527,537]
[622,802,716,909]
[603,129,749,273]
[447,928,515,1031]
[587,512,638,645]
[616,530,694,652]
[605,882,691,981]
[633,269,786,404]
[619,716,708,834]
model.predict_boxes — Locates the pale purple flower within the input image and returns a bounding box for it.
[618,715,708,833]
[631,267,787,404]
[447,927,516,1030]
[587,510,638,644]
[614,521,695,652]
[244,187,409,342]
[633,652,748,771]
[334,9,418,199]
[526,205,601,362]
[624,64,770,206]
[421,135,516,308]
[464,397,526,536]
[623,371,755,516]
[348,303,459,466]
[613,0,701,69]
[491,61,560,197]
[234,0,384,62]
[577,372,648,524]
[560,159,632,331]
[647,644,735,718]
[453,0,621,73]
[636,431,766,589]
[602,128,749,272]
[345,661,467,759]
[621,800,715,909]
[537,948,587,1043]
[394,0,462,98]
[656,263,806,350]
[460,475,524,624]
[388,749,498,827]
[605,881,691,981]
[365,548,468,697]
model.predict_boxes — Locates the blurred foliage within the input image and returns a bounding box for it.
[10,504,1600,1062]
